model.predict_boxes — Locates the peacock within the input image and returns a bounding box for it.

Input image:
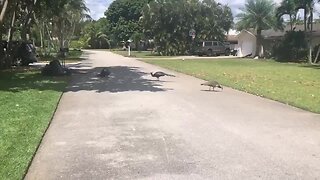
[151,71,175,80]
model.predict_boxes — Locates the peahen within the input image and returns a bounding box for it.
[97,67,110,78]
[201,80,223,91]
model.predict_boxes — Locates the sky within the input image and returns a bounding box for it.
[85,0,113,20]
[85,0,320,21]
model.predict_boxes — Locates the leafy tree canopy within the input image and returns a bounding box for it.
[105,0,151,42]
[141,0,233,55]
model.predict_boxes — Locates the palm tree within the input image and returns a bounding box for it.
[44,0,89,49]
[294,0,314,31]
[276,0,298,31]
[236,0,278,57]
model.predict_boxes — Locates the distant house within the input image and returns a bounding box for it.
[236,30,256,57]
[226,35,238,50]
[236,24,320,57]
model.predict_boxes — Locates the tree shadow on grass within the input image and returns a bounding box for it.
[300,64,320,70]
[0,70,68,93]
[67,66,172,93]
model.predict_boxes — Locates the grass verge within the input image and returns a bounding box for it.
[143,58,320,113]
[110,50,174,58]
[0,69,68,179]
[38,49,84,63]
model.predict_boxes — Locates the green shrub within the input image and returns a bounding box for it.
[272,31,308,62]
[70,40,85,49]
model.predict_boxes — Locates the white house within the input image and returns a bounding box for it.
[236,24,320,57]
[236,30,256,57]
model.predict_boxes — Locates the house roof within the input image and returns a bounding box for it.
[236,29,256,38]
[235,23,320,40]
[262,23,320,39]
[226,35,238,42]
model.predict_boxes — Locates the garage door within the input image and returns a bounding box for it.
[241,41,253,56]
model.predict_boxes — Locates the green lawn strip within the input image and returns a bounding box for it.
[38,50,84,62]
[65,50,84,61]
[0,70,68,180]
[143,58,320,113]
[110,50,173,58]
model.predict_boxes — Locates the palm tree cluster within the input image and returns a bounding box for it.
[275,0,315,32]
[0,0,89,68]
[236,0,318,63]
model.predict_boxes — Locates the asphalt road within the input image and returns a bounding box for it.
[25,50,320,180]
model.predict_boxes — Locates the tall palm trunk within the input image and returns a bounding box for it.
[309,6,314,64]
[289,14,293,31]
[256,29,262,57]
[304,5,307,31]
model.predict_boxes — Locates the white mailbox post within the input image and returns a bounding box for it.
[127,39,133,56]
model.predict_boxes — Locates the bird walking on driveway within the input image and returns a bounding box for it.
[151,71,175,80]
[201,81,223,91]
[97,67,110,78]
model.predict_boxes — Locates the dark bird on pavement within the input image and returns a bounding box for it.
[243,53,252,58]
[151,71,175,80]
[201,81,223,91]
[97,67,110,78]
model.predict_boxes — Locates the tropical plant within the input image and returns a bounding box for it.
[276,0,299,30]
[272,31,308,62]
[236,0,279,57]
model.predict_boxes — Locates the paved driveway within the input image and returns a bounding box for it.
[25,50,320,180]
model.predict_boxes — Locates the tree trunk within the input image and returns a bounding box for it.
[21,14,32,41]
[59,19,65,49]
[313,46,320,64]
[22,0,38,41]
[308,7,313,64]
[289,15,293,31]
[45,24,54,47]
[40,26,43,48]
[255,29,262,57]
[0,0,9,23]
[304,6,307,32]
[6,1,18,68]
[7,8,16,42]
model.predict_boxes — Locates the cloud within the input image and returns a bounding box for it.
[85,0,113,20]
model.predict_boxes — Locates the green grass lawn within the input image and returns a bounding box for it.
[110,50,174,58]
[39,49,84,63]
[143,58,320,113]
[0,69,68,179]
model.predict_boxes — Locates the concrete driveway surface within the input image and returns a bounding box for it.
[25,50,320,180]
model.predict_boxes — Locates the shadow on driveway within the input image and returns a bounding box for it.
[67,66,173,93]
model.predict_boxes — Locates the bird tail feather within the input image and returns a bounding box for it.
[165,73,175,77]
